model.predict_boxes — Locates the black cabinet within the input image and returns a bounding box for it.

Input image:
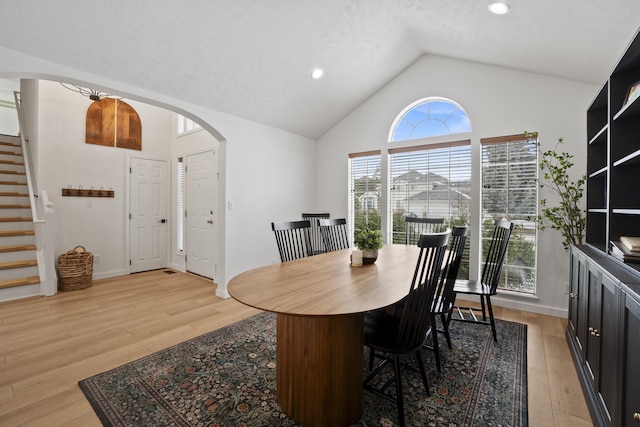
[577,28,640,427]
[586,267,618,425]
[621,291,640,427]
[586,28,640,259]
[568,245,639,427]
[569,249,587,357]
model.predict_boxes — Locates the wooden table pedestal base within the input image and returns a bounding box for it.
[276,313,364,427]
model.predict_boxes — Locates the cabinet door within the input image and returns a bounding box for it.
[569,248,588,356]
[621,293,640,427]
[596,272,619,426]
[585,262,602,383]
[585,264,619,426]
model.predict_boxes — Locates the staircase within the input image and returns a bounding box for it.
[0,135,40,293]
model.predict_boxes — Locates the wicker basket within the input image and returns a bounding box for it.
[57,246,94,291]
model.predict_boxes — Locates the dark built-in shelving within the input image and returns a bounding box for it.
[586,27,640,268]
[576,27,640,427]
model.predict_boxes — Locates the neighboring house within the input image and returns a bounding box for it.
[358,190,379,211]
[391,169,471,218]
[404,186,471,219]
[392,170,446,197]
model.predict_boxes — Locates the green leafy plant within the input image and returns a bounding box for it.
[354,225,384,251]
[531,131,586,251]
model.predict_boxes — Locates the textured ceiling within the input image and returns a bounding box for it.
[1,0,639,139]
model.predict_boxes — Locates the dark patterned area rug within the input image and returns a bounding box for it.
[79,312,527,427]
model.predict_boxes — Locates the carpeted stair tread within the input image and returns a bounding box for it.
[0,150,22,156]
[0,160,25,165]
[0,217,32,222]
[0,229,35,237]
[0,141,21,148]
[0,244,37,252]
[0,204,31,209]
[0,276,40,290]
[0,181,27,186]
[0,192,29,196]
[0,259,38,270]
[0,171,27,176]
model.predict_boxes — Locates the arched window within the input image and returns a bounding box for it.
[389,97,471,142]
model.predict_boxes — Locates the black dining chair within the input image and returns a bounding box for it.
[318,218,350,252]
[405,216,445,244]
[271,220,314,262]
[427,225,469,372]
[449,219,514,341]
[385,226,469,373]
[302,212,330,254]
[364,230,450,427]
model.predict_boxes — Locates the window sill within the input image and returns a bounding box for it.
[177,127,203,138]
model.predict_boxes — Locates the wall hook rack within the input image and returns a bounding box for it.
[61,186,114,198]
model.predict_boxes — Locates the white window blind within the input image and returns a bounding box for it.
[348,151,382,243]
[389,140,471,238]
[388,140,471,278]
[481,134,538,294]
[176,157,185,253]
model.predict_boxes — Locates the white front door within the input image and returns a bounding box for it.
[186,150,217,279]
[130,157,168,273]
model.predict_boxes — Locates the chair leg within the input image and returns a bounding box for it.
[486,296,497,341]
[369,348,376,370]
[430,323,442,373]
[447,293,456,324]
[414,350,430,396]
[394,354,405,427]
[440,312,452,349]
[480,295,487,320]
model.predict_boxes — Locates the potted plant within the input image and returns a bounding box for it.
[530,131,586,251]
[354,225,384,264]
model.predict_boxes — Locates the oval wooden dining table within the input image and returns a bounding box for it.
[227,244,421,427]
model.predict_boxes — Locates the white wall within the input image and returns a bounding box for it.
[0,47,317,297]
[166,113,316,296]
[2,47,596,314]
[35,83,318,291]
[316,54,599,317]
[168,124,220,272]
[206,111,316,296]
[38,80,173,279]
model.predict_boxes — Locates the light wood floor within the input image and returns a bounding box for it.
[0,270,593,426]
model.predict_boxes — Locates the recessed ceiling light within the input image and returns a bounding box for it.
[488,2,510,15]
[311,68,324,79]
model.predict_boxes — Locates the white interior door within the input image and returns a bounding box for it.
[186,150,217,279]
[130,157,168,273]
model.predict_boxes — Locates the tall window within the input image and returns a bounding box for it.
[389,140,471,277]
[177,114,202,135]
[349,151,382,242]
[389,97,471,142]
[176,157,185,253]
[0,87,19,136]
[481,134,538,294]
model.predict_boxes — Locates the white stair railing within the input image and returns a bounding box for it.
[14,91,57,296]
[38,191,57,295]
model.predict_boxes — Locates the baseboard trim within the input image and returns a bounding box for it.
[454,293,568,318]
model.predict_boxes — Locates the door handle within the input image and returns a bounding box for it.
[159,219,166,223]
[207,219,213,224]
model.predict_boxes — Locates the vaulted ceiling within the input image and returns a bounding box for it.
[1,0,639,139]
